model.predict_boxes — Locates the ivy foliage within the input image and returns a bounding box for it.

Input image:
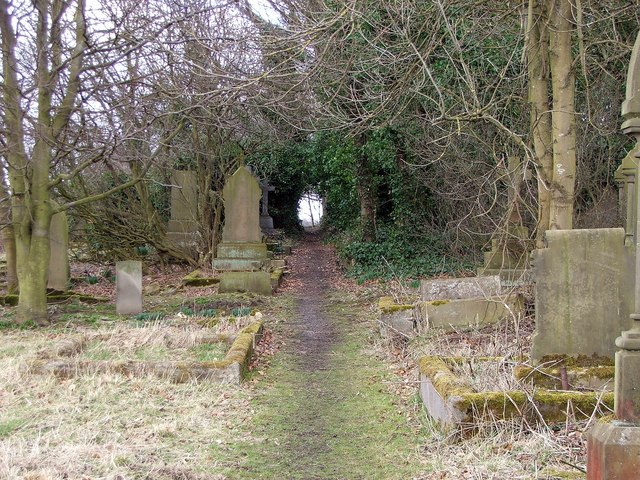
[253,128,473,280]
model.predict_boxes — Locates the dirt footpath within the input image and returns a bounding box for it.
[219,233,421,479]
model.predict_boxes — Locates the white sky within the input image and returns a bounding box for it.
[298,193,323,226]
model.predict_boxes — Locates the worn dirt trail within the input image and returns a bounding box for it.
[229,233,420,479]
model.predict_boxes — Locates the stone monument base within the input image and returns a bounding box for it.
[587,421,640,479]
[260,215,274,231]
[216,242,267,259]
[167,231,200,257]
[219,271,272,295]
[213,242,268,271]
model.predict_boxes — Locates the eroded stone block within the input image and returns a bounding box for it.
[116,261,142,315]
[420,276,501,301]
[414,294,523,332]
[531,228,634,364]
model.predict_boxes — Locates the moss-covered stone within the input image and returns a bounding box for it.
[182,270,221,287]
[419,355,615,427]
[378,296,413,314]
[514,364,615,390]
[0,292,109,306]
[535,354,614,367]
[429,300,450,306]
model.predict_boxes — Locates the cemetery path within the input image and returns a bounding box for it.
[218,233,420,479]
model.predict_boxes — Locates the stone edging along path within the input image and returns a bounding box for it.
[27,320,264,384]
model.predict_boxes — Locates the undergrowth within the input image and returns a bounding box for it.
[333,225,475,282]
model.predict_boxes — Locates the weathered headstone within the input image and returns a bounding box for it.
[259,179,275,233]
[221,167,262,244]
[531,228,634,364]
[586,30,640,480]
[213,167,271,295]
[116,261,143,314]
[47,210,69,292]
[478,157,533,286]
[166,170,199,255]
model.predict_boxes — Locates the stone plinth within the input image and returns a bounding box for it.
[615,349,640,422]
[217,243,267,259]
[116,261,142,315]
[531,229,634,364]
[47,210,69,292]
[478,226,533,286]
[587,422,640,479]
[378,297,415,337]
[416,275,519,332]
[218,271,272,295]
[260,214,274,231]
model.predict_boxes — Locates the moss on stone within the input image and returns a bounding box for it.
[539,469,586,479]
[0,292,109,306]
[428,300,450,306]
[536,353,614,367]
[515,365,615,389]
[419,355,615,424]
[378,296,413,314]
[182,270,220,287]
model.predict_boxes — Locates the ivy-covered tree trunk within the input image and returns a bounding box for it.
[527,0,554,247]
[547,0,577,230]
[355,135,377,242]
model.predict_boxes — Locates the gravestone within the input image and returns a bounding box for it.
[166,170,199,255]
[116,261,143,314]
[259,179,275,233]
[213,167,271,295]
[415,275,522,331]
[478,157,533,286]
[531,228,634,364]
[47,210,69,292]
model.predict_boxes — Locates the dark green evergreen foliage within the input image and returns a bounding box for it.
[251,127,472,280]
[250,142,313,232]
[337,225,473,281]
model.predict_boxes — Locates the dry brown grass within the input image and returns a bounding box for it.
[371,292,589,479]
[0,312,264,479]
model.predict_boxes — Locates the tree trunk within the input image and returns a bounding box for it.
[548,0,577,230]
[14,192,51,325]
[528,0,554,247]
[355,135,377,242]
